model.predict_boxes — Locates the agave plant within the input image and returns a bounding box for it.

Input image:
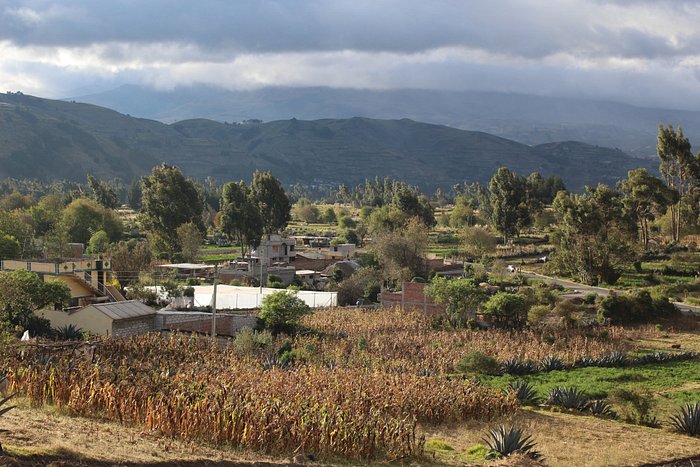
[505,380,540,406]
[547,386,589,410]
[574,356,596,368]
[670,402,700,436]
[587,399,617,419]
[482,425,541,459]
[596,351,628,367]
[539,355,566,372]
[56,324,84,341]
[501,358,538,376]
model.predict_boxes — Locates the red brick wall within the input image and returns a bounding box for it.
[379,282,445,317]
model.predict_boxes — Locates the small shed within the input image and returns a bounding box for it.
[39,300,156,337]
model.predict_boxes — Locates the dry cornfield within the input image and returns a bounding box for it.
[0,308,654,461]
[2,331,515,461]
[300,307,655,373]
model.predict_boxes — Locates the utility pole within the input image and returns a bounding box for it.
[211,263,218,341]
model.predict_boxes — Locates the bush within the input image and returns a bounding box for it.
[527,304,551,326]
[258,291,312,334]
[597,291,678,325]
[670,402,700,436]
[610,388,658,426]
[232,327,273,355]
[455,351,501,375]
[483,292,529,328]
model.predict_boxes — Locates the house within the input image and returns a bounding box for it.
[38,300,156,337]
[0,258,121,306]
[249,234,296,266]
[295,269,321,286]
[329,243,356,258]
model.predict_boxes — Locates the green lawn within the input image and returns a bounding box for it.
[482,359,700,418]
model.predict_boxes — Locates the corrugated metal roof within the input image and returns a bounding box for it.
[87,300,156,320]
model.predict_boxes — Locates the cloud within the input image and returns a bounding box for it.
[0,0,700,108]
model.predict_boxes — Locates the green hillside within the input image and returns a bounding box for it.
[0,92,655,190]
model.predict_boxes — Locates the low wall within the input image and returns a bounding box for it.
[155,311,258,337]
[379,282,445,317]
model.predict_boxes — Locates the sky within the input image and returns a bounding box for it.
[1,0,700,109]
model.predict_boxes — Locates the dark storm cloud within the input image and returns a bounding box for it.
[0,0,697,61]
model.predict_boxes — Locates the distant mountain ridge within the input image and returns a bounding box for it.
[0,92,655,191]
[73,85,700,158]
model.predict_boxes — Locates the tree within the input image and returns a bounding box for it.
[450,196,476,228]
[657,124,699,241]
[29,194,64,236]
[0,192,32,211]
[220,181,263,257]
[61,198,122,245]
[293,200,321,223]
[87,175,118,209]
[106,239,152,286]
[176,222,204,262]
[127,178,142,210]
[86,230,110,255]
[550,185,635,285]
[322,207,338,224]
[258,290,312,334]
[250,171,291,234]
[0,269,71,332]
[489,167,529,242]
[483,292,529,328]
[0,210,35,258]
[371,218,428,283]
[425,277,486,327]
[459,226,497,260]
[0,233,20,259]
[335,268,381,305]
[619,168,677,248]
[140,164,205,255]
[392,185,436,227]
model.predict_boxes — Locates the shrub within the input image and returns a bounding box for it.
[670,402,700,436]
[455,351,501,375]
[258,291,312,334]
[527,304,551,326]
[506,380,540,406]
[482,425,540,459]
[547,387,589,410]
[610,388,657,426]
[597,291,678,325]
[483,292,529,328]
[232,327,273,355]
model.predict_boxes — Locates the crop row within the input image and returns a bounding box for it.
[2,333,516,460]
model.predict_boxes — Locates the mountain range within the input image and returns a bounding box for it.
[73,85,700,158]
[0,91,656,191]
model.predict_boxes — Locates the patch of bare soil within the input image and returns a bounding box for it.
[422,410,700,467]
